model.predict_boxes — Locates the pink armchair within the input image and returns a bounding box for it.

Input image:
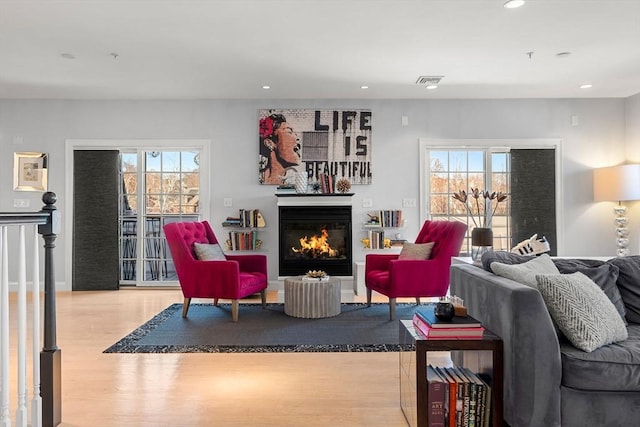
[365,220,467,320]
[163,220,268,322]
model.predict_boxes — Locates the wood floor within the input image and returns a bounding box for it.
[5,289,428,427]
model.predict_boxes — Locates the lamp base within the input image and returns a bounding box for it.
[614,206,629,257]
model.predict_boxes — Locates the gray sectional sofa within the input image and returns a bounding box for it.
[450,254,640,427]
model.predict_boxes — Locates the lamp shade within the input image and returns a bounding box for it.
[593,164,640,202]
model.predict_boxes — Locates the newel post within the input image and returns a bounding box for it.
[38,192,61,427]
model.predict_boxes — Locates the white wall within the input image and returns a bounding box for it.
[624,93,640,251]
[0,98,634,290]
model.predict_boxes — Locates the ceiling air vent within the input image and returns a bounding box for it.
[415,76,444,86]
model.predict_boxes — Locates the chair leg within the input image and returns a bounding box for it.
[232,299,239,322]
[416,297,421,305]
[366,288,372,307]
[389,298,396,321]
[213,298,220,306]
[260,289,267,308]
[182,297,191,318]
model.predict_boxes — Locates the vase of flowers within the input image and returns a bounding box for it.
[452,188,508,261]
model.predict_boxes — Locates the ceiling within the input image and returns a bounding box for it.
[1,0,639,100]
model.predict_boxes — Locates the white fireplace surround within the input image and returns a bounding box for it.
[276,195,353,207]
[275,194,358,300]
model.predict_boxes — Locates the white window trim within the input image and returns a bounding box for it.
[419,138,564,254]
[63,139,211,291]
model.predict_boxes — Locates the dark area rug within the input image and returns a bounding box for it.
[104,302,426,353]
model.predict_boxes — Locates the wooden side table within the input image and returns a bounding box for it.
[283,276,341,318]
[399,320,504,427]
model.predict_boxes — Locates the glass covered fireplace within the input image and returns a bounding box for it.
[278,205,352,277]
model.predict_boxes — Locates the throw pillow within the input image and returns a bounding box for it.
[535,272,628,353]
[553,262,626,324]
[552,258,606,270]
[607,256,640,323]
[193,242,227,261]
[481,250,533,273]
[398,242,435,260]
[490,253,559,287]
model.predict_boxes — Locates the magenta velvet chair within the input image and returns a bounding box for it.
[163,220,268,322]
[365,220,467,320]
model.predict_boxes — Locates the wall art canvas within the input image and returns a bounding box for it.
[259,109,372,186]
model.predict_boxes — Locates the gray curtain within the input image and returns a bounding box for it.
[72,150,120,290]
[510,149,557,255]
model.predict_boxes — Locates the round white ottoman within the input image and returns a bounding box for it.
[283,276,342,318]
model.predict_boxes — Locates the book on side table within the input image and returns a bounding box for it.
[413,305,484,339]
[415,306,482,328]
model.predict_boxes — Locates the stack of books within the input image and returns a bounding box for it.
[427,364,492,427]
[222,209,266,228]
[412,306,484,339]
[226,230,260,250]
[275,184,296,194]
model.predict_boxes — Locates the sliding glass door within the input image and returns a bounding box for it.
[119,150,200,286]
[425,148,511,255]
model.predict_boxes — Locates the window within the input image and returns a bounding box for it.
[424,148,511,255]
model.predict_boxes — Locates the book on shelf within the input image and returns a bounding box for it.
[460,367,483,427]
[443,367,466,427]
[426,365,447,427]
[455,367,477,427]
[366,229,385,249]
[441,369,451,427]
[226,230,259,251]
[366,210,404,228]
[414,306,482,329]
[317,172,338,194]
[223,210,266,228]
[460,367,492,427]
[435,367,458,427]
[412,315,485,339]
[480,375,492,427]
[428,366,492,427]
[238,209,266,228]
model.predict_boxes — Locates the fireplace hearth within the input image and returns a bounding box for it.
[278,205,352,276]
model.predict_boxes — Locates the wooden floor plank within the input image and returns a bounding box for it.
[4,289,438,426]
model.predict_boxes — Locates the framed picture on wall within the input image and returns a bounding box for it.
[258,109,372,186]
[13,151,48,191]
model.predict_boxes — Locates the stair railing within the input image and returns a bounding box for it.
[0,192,59,427]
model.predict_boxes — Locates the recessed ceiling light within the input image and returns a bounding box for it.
[580,84,593,89]
[504,0,525,9]
[262,85,271,90]
[360,85,369,90]
[426,85,438,90]
[60,53,75,59]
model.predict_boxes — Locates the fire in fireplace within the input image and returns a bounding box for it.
[292,228,339,258]
[279,205,352,276]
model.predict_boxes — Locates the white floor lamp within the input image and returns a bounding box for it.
[593,164,640,256]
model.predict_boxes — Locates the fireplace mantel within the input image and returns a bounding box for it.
[276,193,354,207]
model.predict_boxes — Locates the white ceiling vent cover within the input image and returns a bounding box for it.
[415,76,444,85]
